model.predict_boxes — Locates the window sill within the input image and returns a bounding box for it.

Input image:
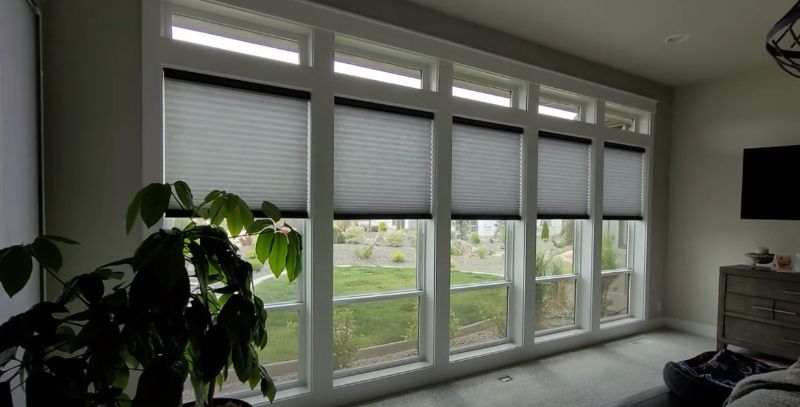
[333,360,431,388]
[534,327,588,344]
[600,315,639,329]
[244,384,310,406]
[449,341,519,363]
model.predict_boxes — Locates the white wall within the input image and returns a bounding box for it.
[0,0,41,404]
[666,64,800,328]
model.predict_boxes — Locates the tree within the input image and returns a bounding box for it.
[541,221,550,240]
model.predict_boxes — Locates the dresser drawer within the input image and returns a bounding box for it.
[725,293,774,319]
[724,316,800,358]
[774,300,800,326]
[727,275,800,303]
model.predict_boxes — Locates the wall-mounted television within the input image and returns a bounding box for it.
[741,145,800,220]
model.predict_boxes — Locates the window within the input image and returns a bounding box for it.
[536,133,590,334]
[452,79,512,107]
[332,100,432,373]
[601,144,644,321]
[539,86,587,121]
[605,102,650,134]
[163,69,310,216]
[170,14,300,64]
[332,219,422,371]
[334,52,422,89]
[449,118,520,351]
[535,219,578,332]
[538,98,580,121]
[601,220,632,319]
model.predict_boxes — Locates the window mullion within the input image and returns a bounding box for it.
[307,28,335,403]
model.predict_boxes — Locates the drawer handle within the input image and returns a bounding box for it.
[751,305,774,312]
[783,338,800,346]
[774,308,798,316]
[784,290,800,295]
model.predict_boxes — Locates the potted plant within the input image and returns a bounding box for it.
[0,182,302,406]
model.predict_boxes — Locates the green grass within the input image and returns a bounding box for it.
[254,266,506,363]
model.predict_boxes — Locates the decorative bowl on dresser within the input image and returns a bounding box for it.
[718,265,800,360]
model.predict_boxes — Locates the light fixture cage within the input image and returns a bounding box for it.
[767,0,800,78]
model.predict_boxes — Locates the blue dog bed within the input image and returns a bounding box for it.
[662,349,781,406]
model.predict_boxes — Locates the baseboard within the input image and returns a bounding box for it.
[663,317,716,338]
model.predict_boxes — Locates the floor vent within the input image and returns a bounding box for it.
[498,375,513,382]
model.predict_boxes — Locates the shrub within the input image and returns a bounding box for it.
[470,232,480,244]
[354,245,374,259]
[343,226,365,244]
[333,223,346,244]
[494,221,506,243]
[476,245,489,259]
[385,229,406,247]
[479,303,507,338]
[390,250,405,263]
[450,243,463,256]
[541,221,550,240]
[377,221,388,232]
[333,308,359,369]
[449,312,460,344]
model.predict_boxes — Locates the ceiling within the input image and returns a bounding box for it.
[404,0,795,86]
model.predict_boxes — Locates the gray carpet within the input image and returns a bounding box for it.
[357,329,714,407]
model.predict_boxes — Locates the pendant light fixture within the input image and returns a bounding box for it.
[767,0,800,78]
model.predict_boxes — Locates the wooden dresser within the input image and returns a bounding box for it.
[718,265,800,360]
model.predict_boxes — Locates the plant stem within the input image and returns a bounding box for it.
[207,378,216,406]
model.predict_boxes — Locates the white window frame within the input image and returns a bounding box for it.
[142,1,657,405]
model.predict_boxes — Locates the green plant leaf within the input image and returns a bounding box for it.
[259,365,277,402]
[173,180,193,210]
[225,195,243,237]
[125,190,143,234]
[139,183,172,228]
[40,235,79,245]
[93,268,125,280]
[0,245,33,297]
[261,201,281,222]
[268,234,288,278]
[246,219,272,234]
[202,190,222,204]
[0,346,17,368]
[255,232,274,264]
[209,194,227,226]
[286,235,298,282]
[32,236,62,271]
[237,196,254,231]
[132,357,187,407]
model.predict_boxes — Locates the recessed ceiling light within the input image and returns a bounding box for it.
[665,33,690,44]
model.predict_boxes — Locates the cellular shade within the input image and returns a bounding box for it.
[603,143,645,220]
[537,132,591,219]
[163,70,310,216]
[334,99,433,218]
[451,118,522,219]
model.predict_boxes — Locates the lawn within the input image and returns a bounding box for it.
[254,266,505,364]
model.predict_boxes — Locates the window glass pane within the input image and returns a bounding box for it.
[601,220,629,270]
[538,98,580,121]
[333,297,418,371]
[450,287,508,351]
[452,79,512,107]
[333,220,417,296]
[535,279,576,331]
[450,220,506,286]
[605,111,636,132]
[601,273,630,319]
[171,15,300,64]
[536,219,575,276]
[334,52,422,89]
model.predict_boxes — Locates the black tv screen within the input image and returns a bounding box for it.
[741,145,800,220]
